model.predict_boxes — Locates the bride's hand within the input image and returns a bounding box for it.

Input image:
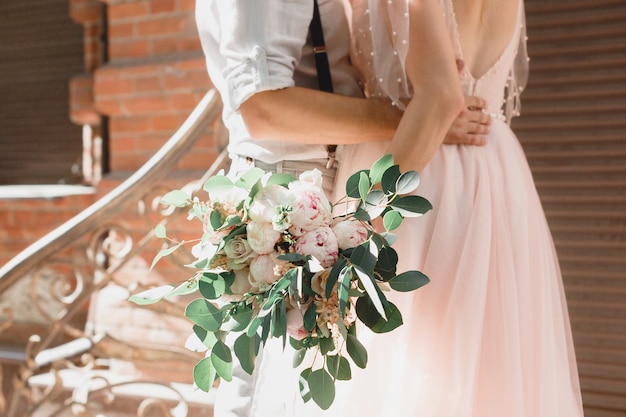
[443,95,491,146]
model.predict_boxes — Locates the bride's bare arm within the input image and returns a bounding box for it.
[240,87,401,145]
[386,0,464,172]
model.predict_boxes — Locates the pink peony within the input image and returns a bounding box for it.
[249,254,281,288]
[286,308,309,340]
[331,218,369,250]
[295,226,338,268]
[288,182,332,237]
[247,221,281,255]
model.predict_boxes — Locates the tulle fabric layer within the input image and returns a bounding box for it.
[291,121,583,417]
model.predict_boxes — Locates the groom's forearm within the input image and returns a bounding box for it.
[239,86,401,144]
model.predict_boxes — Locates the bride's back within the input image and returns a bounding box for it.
[451,0,520,78]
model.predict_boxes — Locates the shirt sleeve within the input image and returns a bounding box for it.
[215,0,313,111]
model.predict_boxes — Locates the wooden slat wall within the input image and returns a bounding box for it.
[512,1,626,416]
[0,0,84,185]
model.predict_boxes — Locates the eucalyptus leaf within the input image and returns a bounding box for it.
[193,357,218,392]
[128,284,174,305]
[337,266,352,317]
[303,303,317,331]
[388,270,430,292]
[350,243,377,275]
[364,190,387,219]
[390,195,433,217]
[160,190,191,207]
[354,267,386,320]
[154,224,167,239]
[299,368,313,402]
[382,210,403,231]
[234,333,256,375]
[184,332,209,353]
[198,276,226,300]
[185,299,223,332]
[209,210,222,231]
[326,355,352,381]
[192,325,218,349]
[150,242,183,269]
[167,279,199,298]
[395,170,421,195]
[234,167,265,190]
[346,169,369,199]
[266,173,296,187]
[381,165,401,194]
[369,154,394,184]
[358,171,370,203]
[357,297,403,333]
[211,340,233,382]
[222,304,254,332]
[346,333,368,369]
[308,368,336,410]
[293,348,307,368]
[203,175,233,195]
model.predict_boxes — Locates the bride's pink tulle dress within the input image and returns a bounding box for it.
[287,0,585,416]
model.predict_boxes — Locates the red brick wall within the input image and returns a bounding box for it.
[2,0,219,266]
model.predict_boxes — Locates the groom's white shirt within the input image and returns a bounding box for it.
[195,0,362,165]
[195,1,362,416]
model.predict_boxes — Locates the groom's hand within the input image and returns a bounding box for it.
[443,95,491,146]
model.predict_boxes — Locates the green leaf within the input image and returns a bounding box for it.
[246,316,263,337]
[354,267,386,320]
[308,369,336,410]
[303,303,317,331]
[319,336,336,355]
[193,357,218,392]
[185,299,223,332]
[154,224,167,239]
[203,175,233,195]
[299,368,313,402]
[150,242,183,269]
[390,195,433,217]
[277,253,305,263]
[337,266,352,317]
[234,333,257,375]
[209,210,222,231]
[234,167,265,190]
[346,169,369,198]
[370,302,403,333]
[364,190,387,219]
[357,298,403,333]
[198,276,226,300]
[381,165,401,194]
[350,243,377,275]
[346,333,368,369]
[266,173,296,187]
[128,285,174,305]
[369,154,394,184]
[358,171,370,203]
[160,190,191,207]
[293,348,307,368]
[388,270,430,292]
[222,304,254,332]
[211,340,233,382]
[192,325,218,349]
[270,300,287,339]
[167,279,199,298]
[382,210,403,231]
[326,355,352,381]
[325,257,347,298]
[374,246,398,281]
[395,171,420,195]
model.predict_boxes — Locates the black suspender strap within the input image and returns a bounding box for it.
[309,0,337,168]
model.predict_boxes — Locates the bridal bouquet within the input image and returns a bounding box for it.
[130,154,431,409]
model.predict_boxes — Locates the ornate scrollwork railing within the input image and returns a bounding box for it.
[0,88,229,417]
